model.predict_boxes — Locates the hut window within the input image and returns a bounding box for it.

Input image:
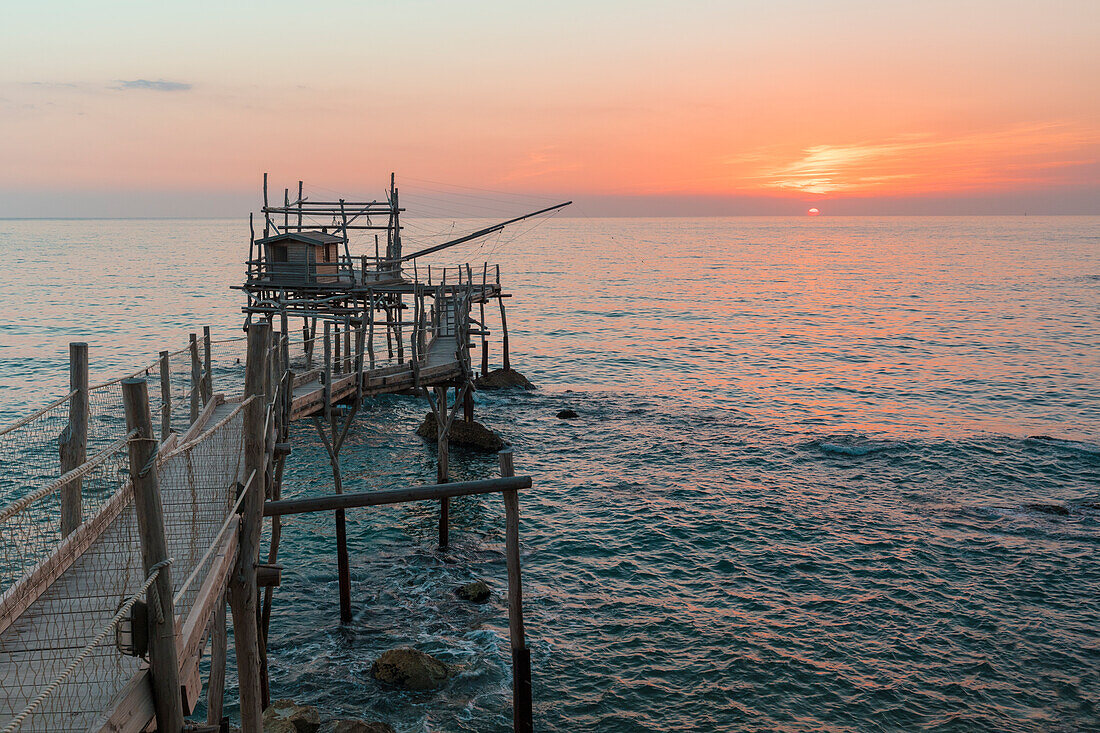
[270,245,288,263]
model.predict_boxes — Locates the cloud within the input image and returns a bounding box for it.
[728,123,1100,196]
[116,79,192,92]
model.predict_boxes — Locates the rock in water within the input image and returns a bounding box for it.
[556,409,579,419]
[263,699,321,733]
[416,412,505,452]
[370,647,450,691]
[474,368,535,390]
[455,579,491,603]
[323,722,396,733]
[1024,503,1070,516]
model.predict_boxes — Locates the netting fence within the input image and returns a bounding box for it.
[0,330,256,731]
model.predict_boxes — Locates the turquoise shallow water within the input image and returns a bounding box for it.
[1,216,1099,731]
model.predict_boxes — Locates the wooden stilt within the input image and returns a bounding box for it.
[464,383,474,423]
[320,322,353,623]
[189,333,202,420]
[158,350,171,441]
[480,301,489,376]
[202,325,213,403]
[498,298,511,372]
[436,386,450,548]
[206,593,227,727]
[227,323,269,733]
[122,378,184,733]
[60,342,87,537]
[499,450,532,733]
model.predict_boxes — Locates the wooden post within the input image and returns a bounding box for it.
[60,342,88,536]
[344,316,352,374]
[333,321,342,374]
[122,378,184,733]
[395,297,405,362]
[436,386,450,548]
[480,301,489,376]
[158,350,171,441]
[202,326,213,403]
[367,291,376,370]
[303,318,313,369]
[498,298,511,372]
[206,593,227,727]
[297,181,303,231]
[499,450,532,733]
[324,323,353,623]
[227,323,269,733]
[189,333,202,420]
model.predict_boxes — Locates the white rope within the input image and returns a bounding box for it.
[172,470,253,606]
[0,430,137,525]
[0,391,76,438]
[0,559,172,733]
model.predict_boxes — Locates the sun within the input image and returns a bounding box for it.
[807,208,820,216]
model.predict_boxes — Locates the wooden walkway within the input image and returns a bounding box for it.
[0,332,468,732]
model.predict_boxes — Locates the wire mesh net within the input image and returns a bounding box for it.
[0,332,250,732]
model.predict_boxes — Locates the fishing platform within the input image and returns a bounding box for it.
[0,175,568,732]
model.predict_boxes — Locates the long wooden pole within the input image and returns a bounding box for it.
[60,342,88,537]
[158,350,171,441]
[189,333,202,420]
[499,450,532,733]
[263,476,531,516]
[122,378,184,733]
[323,322,353,623]
[202,325,213,403]
[206,593,227,727]
[436,386,450,548]
[227,323,269,733]
[498,298,511,372]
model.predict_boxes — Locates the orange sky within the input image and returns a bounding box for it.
[1,1,1098,214]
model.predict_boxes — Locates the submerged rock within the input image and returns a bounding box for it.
[416,412,505,452]
[455,579,491,603]
[263,699,321,733]
[322,722,396,733]
[1024,503,1070,516]
[556,409,579,419]
[474,368,535,390]
[370,647,450,691]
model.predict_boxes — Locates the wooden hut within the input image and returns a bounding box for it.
[256,231,348,286]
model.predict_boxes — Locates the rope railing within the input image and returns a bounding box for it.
[0,560,171,733]
[0,430,136,525]
[0,392,76,438]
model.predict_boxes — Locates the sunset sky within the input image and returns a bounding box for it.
[1,1,1098,216]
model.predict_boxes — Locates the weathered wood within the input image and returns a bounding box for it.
[90,667,156,733]
[480,301,489,376]
[189,333,202,420]
[202,325,213,402]
[264,476,531,516]
[436,386,450,548]
[158,350,171,441]
[206,593,227,727]
[60,342,88,536]
[122,378,184,733]
[498,297,511,372]
[227,323,269,733]
[499,450,532,733]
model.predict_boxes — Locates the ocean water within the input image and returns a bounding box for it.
[1,216,1099,731]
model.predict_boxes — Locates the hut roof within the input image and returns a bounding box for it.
[256,231,347,246]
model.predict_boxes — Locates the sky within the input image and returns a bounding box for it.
[1,1,1098,216]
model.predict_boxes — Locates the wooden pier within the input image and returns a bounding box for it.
[0,176,562,732]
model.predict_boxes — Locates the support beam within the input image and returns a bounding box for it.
[499,450,532,733]
[122,378,184,733]
[227,323,269,733]
[263,476,532,516]
[158,350,171,441]
[436,386,449,548]
[60,342,88,536]
[206,593,227,727]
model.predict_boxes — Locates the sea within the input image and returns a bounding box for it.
[1,216,1098,731]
